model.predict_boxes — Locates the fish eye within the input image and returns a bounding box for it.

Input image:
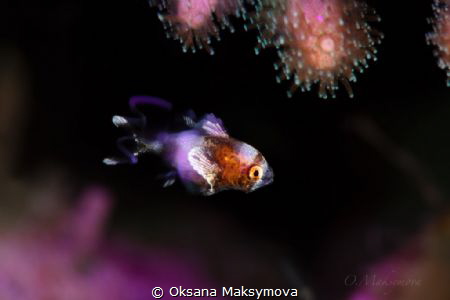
[249,165,263,180]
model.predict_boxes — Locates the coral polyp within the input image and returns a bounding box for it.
[427,0,450,87]
[151,0,244,54]
[253,0,383,99]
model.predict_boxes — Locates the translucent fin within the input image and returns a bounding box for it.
[103,158,121,165]
[115,136,139,164]
[112,115,145,129]
[197,113,229,137]
[188,146,218,194]
[163,178,176,188]
[104,96,173,167]
[161,170,177,188]
[183,109,197,128]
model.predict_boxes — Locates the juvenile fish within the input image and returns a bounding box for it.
[103,96,273,196]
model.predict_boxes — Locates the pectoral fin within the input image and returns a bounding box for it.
[188,146,218,195]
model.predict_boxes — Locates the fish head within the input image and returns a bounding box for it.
[247,158,274,193]
[237,143,274,193]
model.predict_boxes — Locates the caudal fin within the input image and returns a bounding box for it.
[103,96,172,166]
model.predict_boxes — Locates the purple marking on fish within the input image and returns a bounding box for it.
[165,130,204,182]
[129,96,173,111]
[117,136,138,164]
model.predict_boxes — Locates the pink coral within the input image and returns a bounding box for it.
[254,0,383,98]
[347,215,450,300]
[153,0,243,54]
[0,186,219,299]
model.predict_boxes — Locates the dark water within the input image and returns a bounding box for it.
[1,0,449,299]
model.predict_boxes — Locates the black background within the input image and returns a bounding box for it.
[1,0,449,299]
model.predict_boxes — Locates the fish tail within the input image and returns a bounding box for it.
[103,96,172,165]
[103,131,166,166]
[129,96,173,112]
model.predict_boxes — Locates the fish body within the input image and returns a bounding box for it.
[104,97,273,196]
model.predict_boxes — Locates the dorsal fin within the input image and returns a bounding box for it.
[197,114,229,138]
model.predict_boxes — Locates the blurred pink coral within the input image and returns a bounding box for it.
[347,214,450,300]
[0,185,219,300]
